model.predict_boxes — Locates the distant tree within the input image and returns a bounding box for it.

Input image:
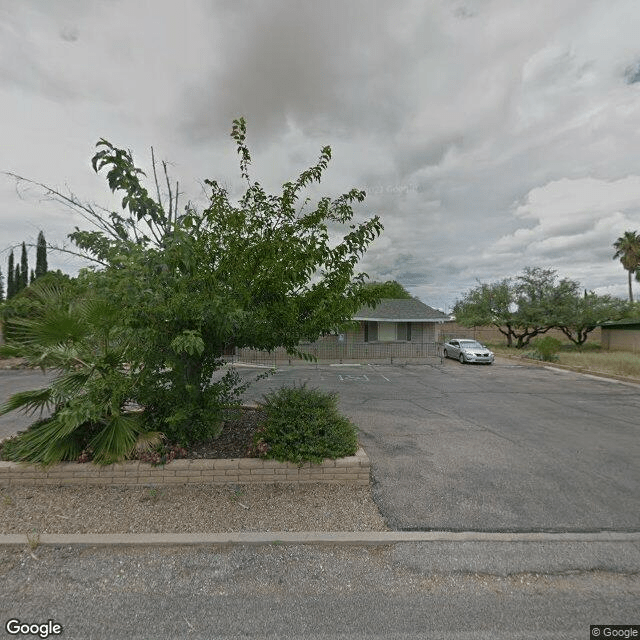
[13,264,21,295]
[29,269,35,285]
[613,230,640,303]
[35,231,48,279]
[454,267,580,348]
[363,280,412,299]
[555,291,627,345]
[7,252,15,299]
[0,268,4,302]
[454,278,520,347]
[19,242,28,291]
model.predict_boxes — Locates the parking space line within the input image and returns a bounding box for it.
[338,374,370,382]
[367,364,390,382]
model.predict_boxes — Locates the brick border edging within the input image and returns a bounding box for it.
[0,448,370,488]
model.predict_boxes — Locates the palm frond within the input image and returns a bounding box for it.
[50,370,94,400]
[0,343,23,358]
[133,430,165,455]
[89,413,144,464]
[78,297,121,332]
[3,416,83,466]
[9,311,87,347]
[0,388,53,417]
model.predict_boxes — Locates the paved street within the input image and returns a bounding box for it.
[2,541,639,639]
[237,359,640,532]
[0,370,53,441]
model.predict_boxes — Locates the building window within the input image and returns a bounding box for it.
[396,322,411,341]
[364,321,378,342]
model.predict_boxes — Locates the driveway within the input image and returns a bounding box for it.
[238,359,640,532]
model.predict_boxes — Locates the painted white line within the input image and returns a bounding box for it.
[367,364,390,381]
[232,363,277,369]
[330,363,362,367]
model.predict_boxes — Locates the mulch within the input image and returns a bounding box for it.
[184,406,266,459]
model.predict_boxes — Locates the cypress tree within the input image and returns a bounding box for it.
[20,242,28,290]
[0,268,4,301]
[7,251,14,299]
[30,269,35,285]
[14,264,21,294]
[35,231,48,279]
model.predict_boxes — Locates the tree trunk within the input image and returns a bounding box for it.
[629,270,634,304]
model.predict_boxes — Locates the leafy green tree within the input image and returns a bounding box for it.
[35,231,48,279]
[19,242,28,291]
[613,230,640,303]
[453,278,519,346]
[7,251,14,299]
[363,280,412,299]
[5,118,383,447]
[454,268,584,348]
[0,268,4,302]
[555,291,627,345]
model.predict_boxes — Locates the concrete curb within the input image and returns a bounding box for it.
[2,530,640,547]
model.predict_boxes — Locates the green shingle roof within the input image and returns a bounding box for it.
[354,298,452,322]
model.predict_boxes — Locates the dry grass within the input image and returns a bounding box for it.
[557,350,640,379]
[490,343,640,379]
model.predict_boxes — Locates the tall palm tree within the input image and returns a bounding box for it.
[613,230,640,303]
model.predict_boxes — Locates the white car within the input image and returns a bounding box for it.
[443,339,494,364]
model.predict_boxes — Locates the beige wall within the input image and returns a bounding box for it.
[601,327,640,353]
[443,322,602,346]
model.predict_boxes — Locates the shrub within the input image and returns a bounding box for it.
[0,283,158,465]
[253,385,358,464]
[533,336,563,362]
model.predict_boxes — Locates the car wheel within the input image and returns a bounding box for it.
[443,349,448,359]
[459,353,465,364]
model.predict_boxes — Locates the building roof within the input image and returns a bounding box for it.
[354,298,452,323]
[600,319,640,328]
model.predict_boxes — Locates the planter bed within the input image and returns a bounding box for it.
[0,448,370,488]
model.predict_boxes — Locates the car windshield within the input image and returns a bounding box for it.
[459,341,484,349]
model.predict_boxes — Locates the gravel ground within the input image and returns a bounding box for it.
[0,406,387,534]
[0,483,387,534]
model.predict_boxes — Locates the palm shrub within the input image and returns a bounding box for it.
[253,385,359,464]
[0,282,160,465]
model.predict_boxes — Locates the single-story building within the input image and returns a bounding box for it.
[235,298,453,363]
[600,319,640,353]
[351,298,452,344]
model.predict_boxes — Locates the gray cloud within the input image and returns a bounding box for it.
[624,61,640,84]
[3,0,640,311]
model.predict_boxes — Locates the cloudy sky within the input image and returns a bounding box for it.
[2,0,640,311]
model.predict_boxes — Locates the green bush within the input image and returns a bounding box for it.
[533,336,563,362]
[253,385,358,464]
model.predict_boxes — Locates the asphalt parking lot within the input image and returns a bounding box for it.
[2,360,639,533]
[238,359,640,533]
